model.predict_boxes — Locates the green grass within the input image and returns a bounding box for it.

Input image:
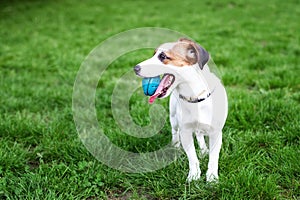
[1,0,300,199]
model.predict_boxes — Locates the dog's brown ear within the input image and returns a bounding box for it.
[178,38,210,70]
[195,44,210,70]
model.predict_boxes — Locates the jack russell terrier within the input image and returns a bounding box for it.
[134,38,228,182]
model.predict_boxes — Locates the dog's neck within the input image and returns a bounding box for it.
[175,64,214,99]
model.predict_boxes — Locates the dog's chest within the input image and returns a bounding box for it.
[175,97,213,128]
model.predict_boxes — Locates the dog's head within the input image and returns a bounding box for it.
[134,38,209,102]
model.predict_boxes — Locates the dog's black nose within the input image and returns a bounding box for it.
[134,65,141,73]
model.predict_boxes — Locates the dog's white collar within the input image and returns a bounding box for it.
[179,88,214,103]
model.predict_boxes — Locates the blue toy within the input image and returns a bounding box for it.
[142,76,160,96]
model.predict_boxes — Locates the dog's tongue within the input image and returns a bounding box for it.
[148,74,170,104]
[148,93,160,104]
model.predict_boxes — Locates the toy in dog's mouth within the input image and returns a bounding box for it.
[148,74,175,104]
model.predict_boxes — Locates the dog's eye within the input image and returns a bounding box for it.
[158,52,169,62]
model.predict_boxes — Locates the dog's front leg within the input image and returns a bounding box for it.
[206,131,222,182]
[180,129,201,182]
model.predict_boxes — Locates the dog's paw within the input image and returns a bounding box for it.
[206,172,219,183]
[187,169,201,182]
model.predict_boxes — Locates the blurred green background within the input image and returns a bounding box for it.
[0,0,299,199]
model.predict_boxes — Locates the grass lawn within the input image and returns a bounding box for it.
[1,0,299,199]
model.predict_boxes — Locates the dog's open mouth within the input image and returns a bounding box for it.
[149,74,175,104]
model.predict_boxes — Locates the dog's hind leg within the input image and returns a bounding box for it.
[170,93,180,147]
[206,131,222,182]
[170,118,179,147]
[171,123,180,147]
[195,131,209,156]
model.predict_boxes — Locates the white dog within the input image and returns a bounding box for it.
[134,38,228,182]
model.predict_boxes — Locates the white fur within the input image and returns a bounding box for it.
[136,47,228,182]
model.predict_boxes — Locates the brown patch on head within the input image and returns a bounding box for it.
[162,43,199,67]
[178,38,195,43]
[154,38,209,68]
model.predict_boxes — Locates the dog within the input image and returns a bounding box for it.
[134,38,228,182]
